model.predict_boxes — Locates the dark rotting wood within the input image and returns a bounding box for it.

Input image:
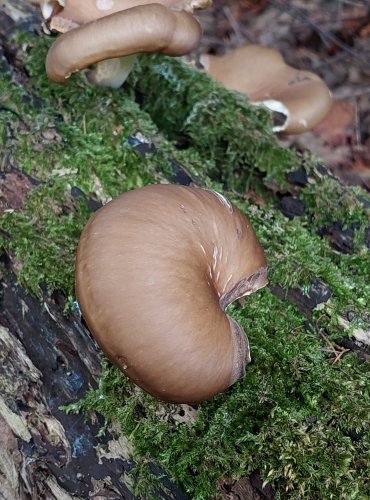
[0,257,134,499]
[0,255,190,499]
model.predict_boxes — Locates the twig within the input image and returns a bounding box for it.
[221,6,244,47]
[268,0,370,68]
[353,96,361,146]
[319,330,350,364]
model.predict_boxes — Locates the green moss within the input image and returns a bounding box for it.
[1,33,369,499]
[70,292,370,499]
[127,54,298,191]
[0,182,87,297]
[301,161,370,230]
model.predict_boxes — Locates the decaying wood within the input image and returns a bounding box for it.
[0,1,368,499]
[0,258,137,499]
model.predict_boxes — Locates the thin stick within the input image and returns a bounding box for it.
[268,0,370,67]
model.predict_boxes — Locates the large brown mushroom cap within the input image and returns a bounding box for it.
[202,45,332,134]
[75,184,267,403]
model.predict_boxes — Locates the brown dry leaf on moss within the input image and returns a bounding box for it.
[0,171,35,212]
[313,100,355,147]
[360,22,370,38]
[336,148,370,190]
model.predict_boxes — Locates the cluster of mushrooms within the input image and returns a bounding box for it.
[36,1,332,402]
[39,0,332,134]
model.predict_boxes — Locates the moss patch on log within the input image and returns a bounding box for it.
[1,34,369,499]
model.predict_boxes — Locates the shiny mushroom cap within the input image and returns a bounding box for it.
[75,184,268,404]
[201,44,332,134]
[41,0,210,87]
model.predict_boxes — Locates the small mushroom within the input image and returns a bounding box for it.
[41,0,210,87]
[75,184,268,403]
[201,45,332,134]
[39,0,63,22]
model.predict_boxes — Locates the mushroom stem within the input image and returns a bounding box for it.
[45,4,202,83]
[85,55,137,88]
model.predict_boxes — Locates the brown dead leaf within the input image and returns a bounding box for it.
[0,171,35,212]
[112,124,123,136]
[237,0,268,20]
[217,476,261,500]
[41,126,62,143]
[333,148,370,189]
[246,189,267,206]
[340,6,370,37]
[313,100,354,147]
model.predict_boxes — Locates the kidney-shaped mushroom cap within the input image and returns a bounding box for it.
[75,184,268,404]
[202,44,332,134]
[45,3,203,83]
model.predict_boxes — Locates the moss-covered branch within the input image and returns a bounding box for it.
[1,33,369,498]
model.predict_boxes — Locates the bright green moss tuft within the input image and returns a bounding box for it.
[127,55,299,190]
[0,182,89,297]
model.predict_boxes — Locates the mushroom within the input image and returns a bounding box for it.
[200,45,332,134]
[41,0,211,24]
[75,184,268,404]
[39,0,64,23]
[41,0,211,87]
